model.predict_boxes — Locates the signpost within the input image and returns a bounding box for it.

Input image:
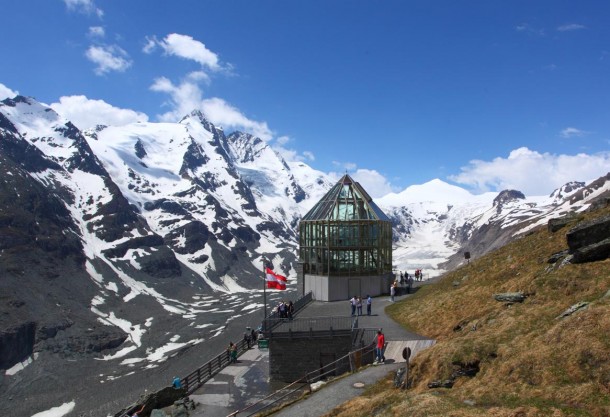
[402,347,412,389]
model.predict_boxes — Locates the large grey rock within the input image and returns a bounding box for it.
[548,215,581,233]
[566,214,610,252]
[571,237,610,264]
[493,292,526,303]
[115,387,187,417]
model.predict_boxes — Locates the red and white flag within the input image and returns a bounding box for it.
[265,267,287,290]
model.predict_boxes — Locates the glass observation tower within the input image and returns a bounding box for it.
[297,174,393,301]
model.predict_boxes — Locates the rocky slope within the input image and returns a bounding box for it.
[0,95,609,415]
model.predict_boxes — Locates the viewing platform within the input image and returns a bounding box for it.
[188,283,435,417]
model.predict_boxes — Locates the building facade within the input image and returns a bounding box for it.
[298,174,393,301]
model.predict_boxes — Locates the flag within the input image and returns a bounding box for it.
[265,267,287,290]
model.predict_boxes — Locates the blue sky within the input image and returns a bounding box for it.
[1,0,609,197]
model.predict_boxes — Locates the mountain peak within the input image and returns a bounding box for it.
[1,95,34,107]
[180,110,223,133]
[549,181,585,200]
[378,178,475,206]
[493,189,525,207]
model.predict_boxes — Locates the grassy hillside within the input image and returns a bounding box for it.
[325,205,610,417]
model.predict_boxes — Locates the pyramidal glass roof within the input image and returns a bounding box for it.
[302,174,391,222]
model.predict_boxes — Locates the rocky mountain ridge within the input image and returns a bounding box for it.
[1,95,609,416]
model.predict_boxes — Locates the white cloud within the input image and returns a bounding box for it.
[187,70,210,84]
[448,147,610,195]
[50,95,148,130]
[332,161,357,171]
[202,98,272,140]
[0,83,18,100]
[156,33,221,71]
[327,163,397,198]
[560,127,590,138]
[557,23,586,32]
[142,36,158,54]
[271,136,315,163]
[88,26,105,38]
[276,135,291,146]
[86,45,132,75]
[302,151,315,161]
[351,169,397,198]
[63,0,103,18]
[150,77,272,140]
[515,23,545,36]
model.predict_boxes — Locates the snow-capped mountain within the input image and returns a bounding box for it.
[1,95,608,416]
[379,175,610,275]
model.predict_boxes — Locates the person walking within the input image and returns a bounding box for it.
[366,295,372,316]
[390,282,396,302]
[374,329,385,364]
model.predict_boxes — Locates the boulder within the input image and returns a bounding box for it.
[566,214,610,252]
[571,238,610,264]
[556,301,589,319]
[427,380,454,389]
[115,387,187,417]
[548,216,580,233]
[493,292,526,303]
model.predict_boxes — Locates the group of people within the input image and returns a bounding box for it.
[276,300,295,319]
[349,295,372,316]
[226,326,259,364]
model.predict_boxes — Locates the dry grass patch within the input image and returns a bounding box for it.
[330,206,610,416]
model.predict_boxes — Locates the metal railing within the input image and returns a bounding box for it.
[263,315,354,336]
[226,341,377,417]
[182,292,313,395]
[263,291,313,332]
[116,291,313,416]
[181,338,250,395]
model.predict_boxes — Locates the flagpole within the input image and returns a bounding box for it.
[262,257,267,332]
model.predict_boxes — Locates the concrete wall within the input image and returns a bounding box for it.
[269,333,352,382]
[304,273,394,301]
[295,262,304,298]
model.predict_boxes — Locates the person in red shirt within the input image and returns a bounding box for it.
[374,329,385,364]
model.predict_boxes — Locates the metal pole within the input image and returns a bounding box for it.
[263,258,267,332]
[405,354,409,389]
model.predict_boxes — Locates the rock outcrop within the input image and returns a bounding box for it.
[566,214,610,263]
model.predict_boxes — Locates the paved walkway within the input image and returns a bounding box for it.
[189,281,435,417]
